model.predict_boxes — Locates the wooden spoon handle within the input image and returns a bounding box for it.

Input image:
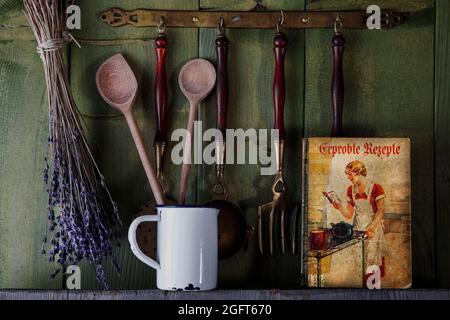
[331,33,345,137]
[124,111,165,205]
[216,33,229,139]
[273,32,288,140]
[178,101,197,205]
[154,32,169,145]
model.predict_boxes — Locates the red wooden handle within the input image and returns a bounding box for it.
[273,32,287,140]
[331,33,345,137]
[216,34,229,139]
[154,33,169,144]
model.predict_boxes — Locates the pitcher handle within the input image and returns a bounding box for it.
[128,215,161,270]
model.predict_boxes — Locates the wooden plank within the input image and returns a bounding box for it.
[201,0,263,11]
[305,0,434,12]
[198,0,305,289]
[0,290,68,300]
[279,288,450,300]
[69,0,199,290]
[0,37,60,288]
[1,289,450,300]
[0,2,34,41]
[304,1,436,287]
[435,0,450,288]
[0,0,443,291]
[0,0,23,19]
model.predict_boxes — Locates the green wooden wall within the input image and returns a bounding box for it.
[0,0,447,290]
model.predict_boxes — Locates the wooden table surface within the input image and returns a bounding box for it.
[0,289,449,300]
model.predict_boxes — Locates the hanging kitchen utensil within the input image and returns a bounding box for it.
[178,59,216,205]
[96,54,165,206]
[258,12,299,255]
[153,17,171,192]
[331,14,345,137]
[134,18,176,258]
[206,19,249,260]
[328,15,378,262]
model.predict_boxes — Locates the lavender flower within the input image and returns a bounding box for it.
[24,0,122,289]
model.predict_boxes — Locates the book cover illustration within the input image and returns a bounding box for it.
[302,138,411,288]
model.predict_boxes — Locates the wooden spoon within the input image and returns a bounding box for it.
[96,53,165,205]
[134,32,176,259]
[177,59,216,204]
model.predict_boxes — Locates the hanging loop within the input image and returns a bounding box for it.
[334,13,343,34]
[218,17,226,35]
[158,16,166,33]
[276,10,285,33]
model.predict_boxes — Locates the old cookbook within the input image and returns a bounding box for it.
[301,138,412,288]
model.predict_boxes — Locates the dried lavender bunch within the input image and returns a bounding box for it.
[24,0,121,289]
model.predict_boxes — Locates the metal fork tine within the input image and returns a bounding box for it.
[258,206,263,254]
[289,202,299,255]
[280,205,285,255]
[269,204,274,255]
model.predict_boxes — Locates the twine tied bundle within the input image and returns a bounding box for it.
[24,0,121,288]
[36,30,80,55]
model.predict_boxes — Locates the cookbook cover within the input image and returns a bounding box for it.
[302,138,411,288]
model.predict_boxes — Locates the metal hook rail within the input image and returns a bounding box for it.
[100,8,408,29]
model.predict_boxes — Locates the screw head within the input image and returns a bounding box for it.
[302,16,309,23]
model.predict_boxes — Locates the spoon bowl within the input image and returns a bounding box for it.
[177,59,216,204]
[96,54,165,206]
[179,59,216,103]
[96,54,138,113]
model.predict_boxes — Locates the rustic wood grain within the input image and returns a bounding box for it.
[0,0,22,19]
[198,0,305,289]
[304,0,436,287]
[1,289,449,300]
[0,2,33,41]
[0,0,447,292]
[435,0,450,288]
[0,34,60,288]
[305,0,434,12]
[69,0,199,290]
[0,290,68,300]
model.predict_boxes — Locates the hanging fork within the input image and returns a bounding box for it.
[258,11,292,255]
[258,141,288,255]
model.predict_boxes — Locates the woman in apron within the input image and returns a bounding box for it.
[333,160,389,279]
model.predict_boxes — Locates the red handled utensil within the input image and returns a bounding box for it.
[258,18,298,255]
[331,16,345,137]
[154,19,170,187]
[206,20,250,260]
[134,21,176,258]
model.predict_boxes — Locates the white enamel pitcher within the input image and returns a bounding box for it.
[128,206,219,291]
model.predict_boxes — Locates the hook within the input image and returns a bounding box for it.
[158,16,166,33]
[218,17,225,35]
[334,13,343,34]
[277,10,285,33]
